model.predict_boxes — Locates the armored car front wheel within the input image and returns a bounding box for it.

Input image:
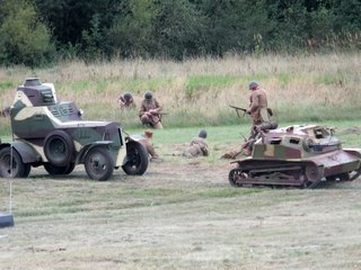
[122,141,149,175]
[84,147,114,181]
[0,147,31,178]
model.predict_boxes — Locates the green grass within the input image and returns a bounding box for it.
[1,53,361,128]
[0,80,14,90]
[185,74,239,98]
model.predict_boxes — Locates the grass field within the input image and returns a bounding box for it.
[1,52,361,132]
[0,54,361,269]
[1,122,361,270]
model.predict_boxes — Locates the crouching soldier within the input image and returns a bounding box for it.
[139,91,163,129]
[118,92,135,110]
[183,129,209,158]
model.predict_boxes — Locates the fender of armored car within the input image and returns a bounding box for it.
[0,142,41,164]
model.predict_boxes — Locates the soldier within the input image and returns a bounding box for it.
[246,81,269,129]
[183,129,209,158]
[243,81,276,155]
[118,92,135,110]
[139,91,163,129]
[139,129,160,161]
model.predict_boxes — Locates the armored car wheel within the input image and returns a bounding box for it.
[122,141,149,175]
[44,162,75,176]
[84,147,114,181]
[0,147,31,178]
[44,130,75,167]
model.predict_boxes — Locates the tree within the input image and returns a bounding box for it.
[151,0,205,59]
[109,0,155,58]
[0,0,53,66]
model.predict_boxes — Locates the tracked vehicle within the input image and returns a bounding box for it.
[0,78,148,181]
[229,125,361,188]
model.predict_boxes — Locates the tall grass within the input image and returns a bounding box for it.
[0,52,360,133]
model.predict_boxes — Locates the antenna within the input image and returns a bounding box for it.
[0,107,15,228]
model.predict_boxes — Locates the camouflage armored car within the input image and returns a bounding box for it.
[0,78,148,181]
[229,125,361,188]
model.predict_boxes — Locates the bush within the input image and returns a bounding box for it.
[0,0,54,67]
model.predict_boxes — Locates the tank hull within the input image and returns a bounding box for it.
[230,149,361,188]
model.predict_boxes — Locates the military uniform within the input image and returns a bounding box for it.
[139,130,160,161]
[183,137,209,158]
[139,98,163,129]
[248,87,269,126]
[118,94,135,110]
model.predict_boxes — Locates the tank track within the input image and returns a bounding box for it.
[228,163,322,188]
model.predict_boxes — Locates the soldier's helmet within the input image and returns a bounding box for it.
[144,91,153,100]
[198,129,207,139]
[123,92,133,102]
[249,81,259,90]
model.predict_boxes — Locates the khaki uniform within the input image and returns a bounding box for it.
[118,96,135,110]
[249,88,269,125]
[139,131,159,161]
[183,137,209,158]
[139,98,163,128]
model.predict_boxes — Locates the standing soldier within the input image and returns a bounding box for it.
[246,81,269,132]
[183,129,209,158]
[139,91,163,129]
[243,81,275,155]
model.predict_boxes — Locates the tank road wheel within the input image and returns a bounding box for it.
[44,130,74,167]
[122,141,149,176]
[0,147,31,178]
[304,164,322,188]
[338,172,350,181]
[44,163,75,176]
[84,147,114,181]
[228,168,248,187]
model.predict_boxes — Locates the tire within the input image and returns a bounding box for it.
[122,141,149,175]
[44,130,74,167]
[0,147,31,178]
[44,162,75,176]
[84,147,114,181]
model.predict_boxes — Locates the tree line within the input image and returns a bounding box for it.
[0,0,360,66]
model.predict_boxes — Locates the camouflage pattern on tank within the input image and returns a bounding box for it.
[229,125,361,188]
[0,78,149,181]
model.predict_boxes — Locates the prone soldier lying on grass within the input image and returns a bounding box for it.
[182,129,209,158]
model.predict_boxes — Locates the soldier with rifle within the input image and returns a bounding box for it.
[225,81,277,158]
[139,91,164,129]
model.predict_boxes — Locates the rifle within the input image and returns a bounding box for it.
[228,105,249,118]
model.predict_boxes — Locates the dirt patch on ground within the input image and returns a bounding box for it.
[1,159,361,270]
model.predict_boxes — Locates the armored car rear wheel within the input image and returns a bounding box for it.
[44,130,74,167]
[0,147,31,178]
[84,147,114,181]
[122,141,149,175]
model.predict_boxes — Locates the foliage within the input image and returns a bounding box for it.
[0,0,53,66]
[1,0,361,64]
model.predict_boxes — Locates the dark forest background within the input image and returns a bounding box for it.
[0,0,360,66]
